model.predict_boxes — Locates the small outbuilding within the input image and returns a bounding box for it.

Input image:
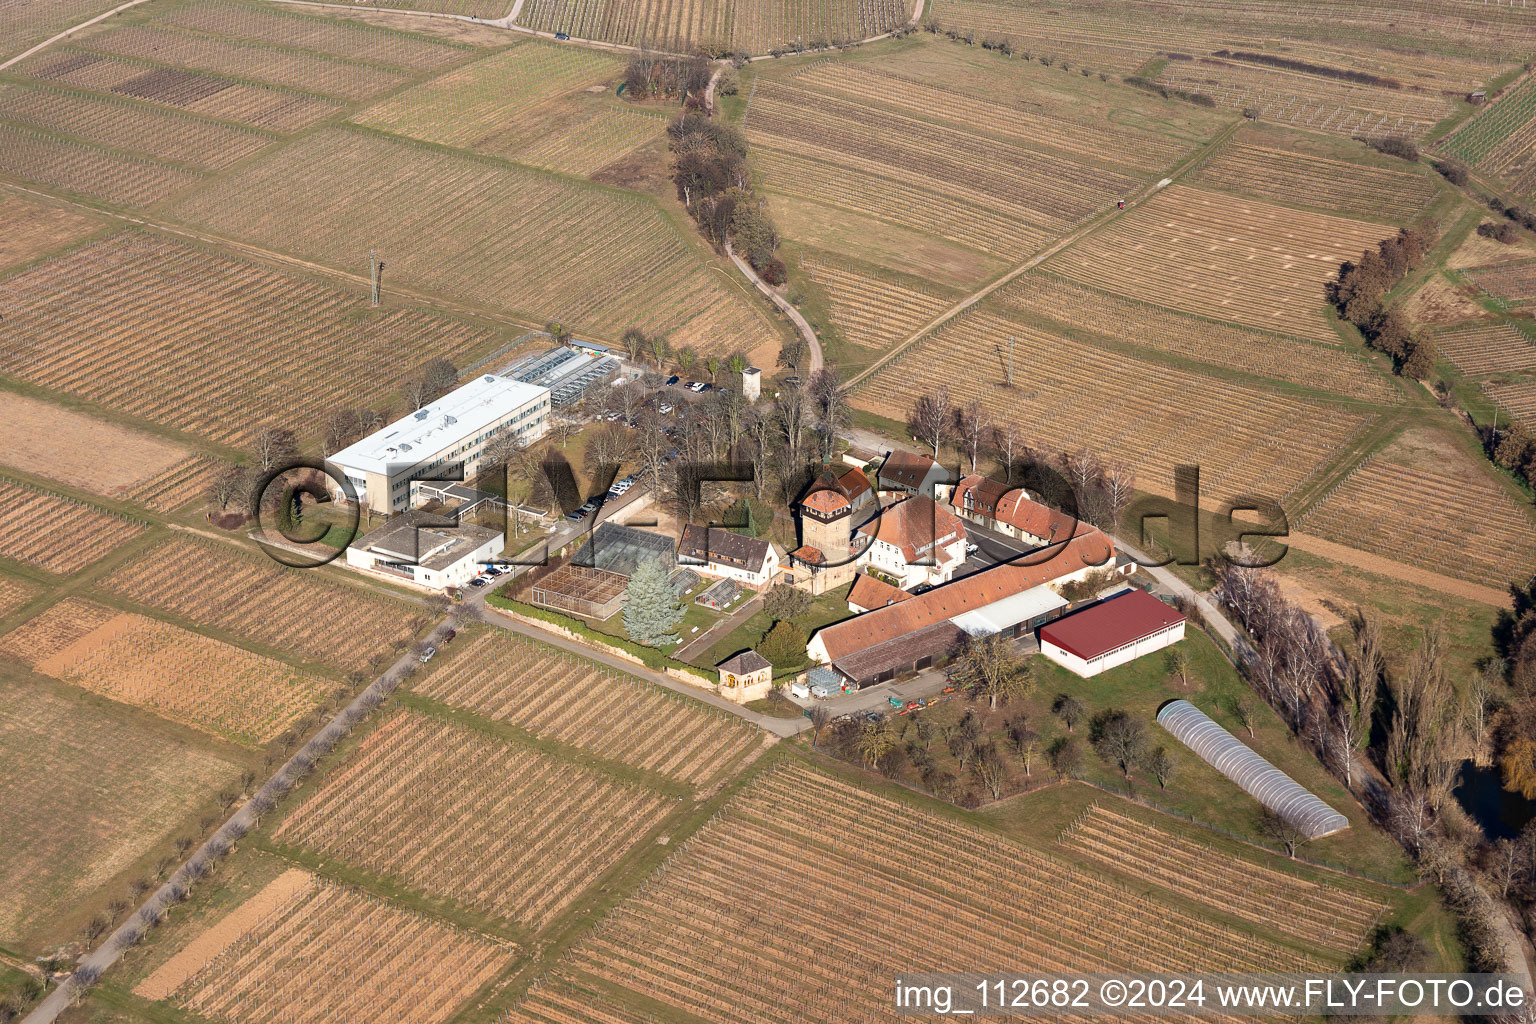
[1038,589,1185,678]
[717,650,773,703]
[346,510,503,591]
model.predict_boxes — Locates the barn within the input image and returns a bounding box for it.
[1037,589,1185,678]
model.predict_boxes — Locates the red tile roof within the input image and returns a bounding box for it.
[800,489,850,516]
[1039,589,1185,661]
[951,474,1091,543]
[879,450,945,491]
[856,495,965,563]
[812,529,1115,662]
[848,572,913,611]
[789,545,824,565]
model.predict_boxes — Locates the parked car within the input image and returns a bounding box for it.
[554,31,570,39]
[441,629,457,645]
[658,403,674,414]
[887,696,904,708]
[468,577,487,587]
[905,699,922,711]
[784,375,802,386]
[966,542,980,555]
[665,375,680,386]
[419,646,437,663]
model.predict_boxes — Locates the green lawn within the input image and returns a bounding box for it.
[697,582,854,673]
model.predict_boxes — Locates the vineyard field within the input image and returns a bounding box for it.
[789,59,1190,172]
[275,709,670,928]
[414,631,760,786]
[1466,261,1536,303]
[75,25,411,101]
[1,599,327,744]
[169,129,784,361]
[0,122,203,207]
[513,763,1332,1024]
[148,873,514,1024]
[1192,140,1438,222]
[0,575,39,620]
[0,83,276,171]
[1060,805,1387,952]
[3,0,127,64]
[746,78,1139,240]
[101,537,423,671]
[1046,184,1385,343]
[515,0,909,53]
[0,232,501,447]
[855,307,1372,505]
[125,456,226,513]
[1438,323,1536,374]
[0,190,98,272]
[353,41,623,150]
[0,679,237,948]
[492,102,665,177]
[995,272,1398,402]
[801,254,957,350]
[1299,430,1536,584]
[1487,378,1536,430]
[0,476,146,574]
[157,3,475,71]
[1441,73,1536,196]
[22,52,342,132]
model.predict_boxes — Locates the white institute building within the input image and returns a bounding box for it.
[346,509,504,590]
[327,374,550,514]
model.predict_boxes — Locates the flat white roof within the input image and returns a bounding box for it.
[949,584,1067,637]
[330,374,548,477]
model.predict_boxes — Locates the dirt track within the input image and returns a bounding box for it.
[1285,531,1512,607]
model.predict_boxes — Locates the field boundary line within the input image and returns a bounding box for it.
[845,117,1246,389]
[0,0,154,72]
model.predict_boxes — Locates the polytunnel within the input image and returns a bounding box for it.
[1155,699,1350,840]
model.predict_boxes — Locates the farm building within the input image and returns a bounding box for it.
[678,526,779,589]
[807,529,1121,686]
[847,572,913,613]
[948,474,1092,547]
[855,494,967,589]
[1157,700,1350,840]
[572,522,676,576]
[345,510,504,590]
[328,374,550,514]
[716,650,772,703]
[877,450,951,496]
[1037,589,1186,678]
[529,564,628,620]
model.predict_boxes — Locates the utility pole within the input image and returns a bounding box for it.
[1004,335,1016,387]
[369,250,381,308]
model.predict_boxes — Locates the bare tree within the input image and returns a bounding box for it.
[908,387,955,459]
[777,335,808,376]
[990,421,1025,483]
[204,462,250,511]
[1052,693,1086,732]
[808,367,849,463]
[972,742,1007,800]
[420,357,458,401]
[1258,807,1311,858]
[809,705,831,749]
[322,407,361,457]
[1386,628,1464,810]
[621,326,647,362]
[954,632,1033,711]
[776,378,810,469]
[1149,745,1175,789]
[1101,461,1136,530]
[252,426,298,473]
[1092,709,1148,778]
[1165,646,1189,689]
[1060,447,1102,503]
[954,400,988,474]
[1229,693,1256,737]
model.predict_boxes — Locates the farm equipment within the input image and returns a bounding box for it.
[887,696,905,708]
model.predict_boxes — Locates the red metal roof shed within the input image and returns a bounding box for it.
[1038,589,1185,660]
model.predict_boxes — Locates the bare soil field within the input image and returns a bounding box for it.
[2,598,328,745]
[1,392,187,497]
[1409,273,1488,326]
[0,678,237,951]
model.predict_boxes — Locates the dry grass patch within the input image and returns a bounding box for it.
[2,598,328,744]
[1,392,187,497]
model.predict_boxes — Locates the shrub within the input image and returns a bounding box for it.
[1358,135,1419,161]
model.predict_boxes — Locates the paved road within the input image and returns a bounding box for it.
[725,240,823,376]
